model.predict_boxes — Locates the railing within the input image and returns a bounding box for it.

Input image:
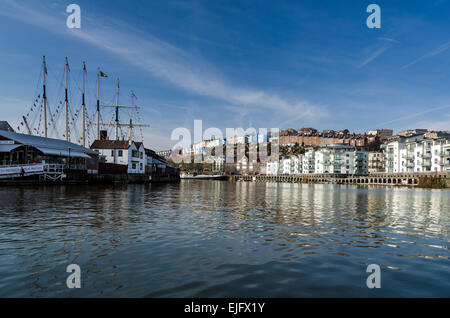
[0,163,65,180]
[421,160,431,166]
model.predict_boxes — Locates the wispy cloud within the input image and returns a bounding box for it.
[377,37,400,44]
[402,40,450,68]
[358,38,399,68]
[358,46,391,68]
[1,0,327,125]
[377,104,450,126]
[358,37,400,68]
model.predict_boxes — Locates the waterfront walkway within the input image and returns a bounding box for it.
[231,172,450,188]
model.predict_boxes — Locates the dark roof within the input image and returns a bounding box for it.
[90,140,130,150]
[0,121,14,132]
[0,130,96,158]
[144,148,166,163]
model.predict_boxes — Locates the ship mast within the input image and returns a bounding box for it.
[116,78,120,140]
[43,56,48,138]
[129,92,133,142]
[82,61,86,147]
[65,57,70,142]
[97,68,101,140]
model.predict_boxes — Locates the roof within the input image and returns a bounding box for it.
[134,142,143,149]
[0,130,96,158]
[145,148,166,163]
[90,140,130,150]
[0,144,23,152]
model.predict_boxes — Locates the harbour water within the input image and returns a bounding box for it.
[0,181,448,297]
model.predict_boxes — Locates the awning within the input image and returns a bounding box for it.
[35,146,91,158]
[0,144,22,152]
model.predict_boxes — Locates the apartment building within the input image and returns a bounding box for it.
[383,133,450,173]
[280,156,302,175]
[368,152,385,173]
[302,149,315,174]
[266,161,279,176]
[261,145,369,176]
[313,144,368,175]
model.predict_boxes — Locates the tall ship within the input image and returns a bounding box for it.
[0,56,178,182]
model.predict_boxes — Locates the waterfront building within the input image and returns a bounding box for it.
[279,155,302,175]
[280,157,292,175]
[236,156,258,175]
[383,133,450,173]
[90,139,146,174]
[265,161,279,176]
[383,133,425,173]
[368,152,385,173]
[145,148,167,175]
[313,144,368,175]
[0,130,96,165]
[0,130,97,178]
[302,149,315,174]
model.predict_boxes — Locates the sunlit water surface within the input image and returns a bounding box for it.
[0,181,448,297]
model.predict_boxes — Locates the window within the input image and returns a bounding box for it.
[140,152,143,159]
[140,163,143,170]
[111,150,114,156]
[132,163,136,169]
[118,150,123,157]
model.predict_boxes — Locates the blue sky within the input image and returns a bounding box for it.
[0,0,450,150]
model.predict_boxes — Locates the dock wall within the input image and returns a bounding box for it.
[229,172,450,189]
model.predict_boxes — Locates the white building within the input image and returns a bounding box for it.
[383,134,450,173]
[266,161,279,176]
[90,140,146,174]
[260,145,368,176]
[302,149,315,174]
[368,152,385,173]
[313,144,368,175]
[280,155,302,175]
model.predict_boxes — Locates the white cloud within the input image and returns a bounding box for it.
[2,0,327,125]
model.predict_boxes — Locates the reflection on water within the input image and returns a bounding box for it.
[0,181,448,297]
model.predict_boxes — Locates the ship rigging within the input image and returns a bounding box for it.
[17,56,149,147]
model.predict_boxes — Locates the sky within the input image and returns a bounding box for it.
[0,0,450,150]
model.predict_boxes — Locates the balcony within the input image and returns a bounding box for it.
[401,152,415,160]
[422,160,431,167]
[422,153,432,158]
